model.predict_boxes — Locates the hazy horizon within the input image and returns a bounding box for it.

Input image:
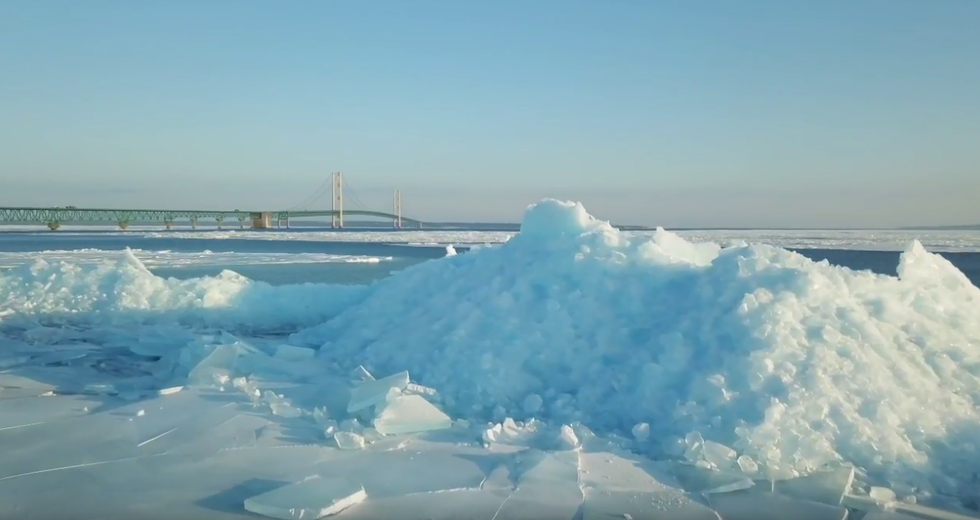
[2,0,978,228]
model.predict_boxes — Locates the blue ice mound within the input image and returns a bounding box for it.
[518,199,608,239]
[292,199,980,497]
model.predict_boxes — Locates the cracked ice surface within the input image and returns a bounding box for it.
[2,352,977,520]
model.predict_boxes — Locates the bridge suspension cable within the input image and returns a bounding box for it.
[286,178,331,211]
[341,175,368,211]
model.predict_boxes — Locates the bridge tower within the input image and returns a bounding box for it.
[393,189,402,229]
[331,172,344,228]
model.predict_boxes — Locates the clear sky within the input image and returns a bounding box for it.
[1,0,978,228]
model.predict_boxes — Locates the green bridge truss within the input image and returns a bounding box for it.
[0,207,422,229]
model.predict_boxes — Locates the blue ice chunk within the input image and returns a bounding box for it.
[347,370,409,413]
[373,394,451,435]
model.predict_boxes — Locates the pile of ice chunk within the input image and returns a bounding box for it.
[289,199,980,501]
[0,249,366,331]
[158,328,454,452]
[340,367,451,444]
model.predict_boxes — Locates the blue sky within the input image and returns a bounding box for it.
[1,0,977,227]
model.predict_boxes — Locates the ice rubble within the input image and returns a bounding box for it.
[288,199,980,500]
[347,370,410,412]
[0,249,366,330]
[3,199,980,516]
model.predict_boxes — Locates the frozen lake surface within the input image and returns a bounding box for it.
[2,201,979,519]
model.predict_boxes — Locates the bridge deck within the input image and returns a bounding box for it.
[0,207,420,228]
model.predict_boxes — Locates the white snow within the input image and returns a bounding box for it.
[1,198,979,519]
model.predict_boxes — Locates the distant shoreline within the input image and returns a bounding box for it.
[1,221,978,232]
[896,224,980,231]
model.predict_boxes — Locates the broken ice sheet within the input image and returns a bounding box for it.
[346,370,409,413]
[186,344,241,386]
[149,352,178,380]
[861,511,922,520]
[665,461,757,494]
[243,476,367,520]
[557,424,580,450]
[373,394,451,435]
[158,385,183,396]
[0,355,30,370]
[84,382,118,395]
[707,488,848,520]
[274,344,315,362]
[842,495,980,520]
[34,350,91,365]
[702,440,737,469]
[577,450,721,520]
[350,365,375,385]
[263,391,303,419]
[702,478,754,495]
[736,454,759,474]
[631,422,650,441]
[869,486,897,504]
[492,449,584,520]
[403,382,438,399]
[773,466,855,506]
[312,406,330,425]
[683,431,704,462]
[482,417,545,446]
[334,431,366,450]
[321,420,339,438]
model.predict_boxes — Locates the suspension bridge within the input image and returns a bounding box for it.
[0,173,422,230]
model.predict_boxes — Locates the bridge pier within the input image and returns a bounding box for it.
[216,217,224,230]
[191,217,198,230]
[164,221,173,230]
[278,217,289,229]
[118,221,129,230]
[47,221,60,231]
[237,217,245,229]
[251,212,273,229]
